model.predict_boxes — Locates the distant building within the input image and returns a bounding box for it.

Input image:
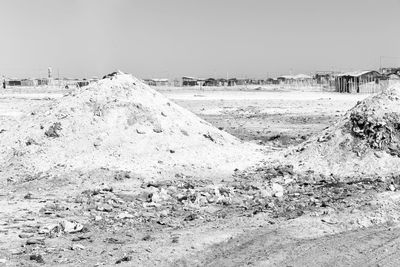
[335,70,381,93]
[204,78,218,86]
[381,67,400,76]
[77,79,89,87]
[7,79,22,86]
[21,79,36,87]
[216,78,228,86]
[277,74,313,87]
[387,73,400,80]
[36,78,49,86]
[182,76,205,86]
[266,78,279,85]
[144,78,169,86]
[227,78,237,86]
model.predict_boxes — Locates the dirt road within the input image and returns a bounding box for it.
[184,223,400,267]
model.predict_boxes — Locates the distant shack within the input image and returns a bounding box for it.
[277,74,313,87]
[144,78,169,87]
[335,71,381,93]
[182,77,206,86]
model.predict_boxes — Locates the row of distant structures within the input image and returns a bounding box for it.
[3,77,99,88]
[2,67,400,94]
[1,67,99,89]
[143,67,400,93]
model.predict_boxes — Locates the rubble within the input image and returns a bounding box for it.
[26,237,45,245]
[44,122,62,138]
[30,254,45,264]
[115,255,132,264]
[61,220,84,233]
[281,84,400,178]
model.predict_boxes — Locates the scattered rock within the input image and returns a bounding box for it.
[117,212,134,219]
[30,254,45,264]
[19,233,34,238]
[26,138,38,146]
[105,237,125,244]
[44,122,62,138]
[142,234,152,241]
[96,204,113,212]
[70,244,85,250]
[61,220,84,233]
[26,237,45,245]
[272,183,284,197]
[115,256,132,264]
[72,235,91,241]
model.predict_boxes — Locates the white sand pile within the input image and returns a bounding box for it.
[282,84,400,178]
[0,72,262,181]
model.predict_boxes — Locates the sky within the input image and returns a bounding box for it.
[0,0,399,79]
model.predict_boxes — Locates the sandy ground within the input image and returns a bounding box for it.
[2,87,400,266]
[165,90,367,147]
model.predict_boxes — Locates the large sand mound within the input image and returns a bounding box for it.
[0,73,262,181]
[283,84,400,178]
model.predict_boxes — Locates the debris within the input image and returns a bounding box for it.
[96,204,113,212]
[142,234,152,241]
[115,256,132,264]
[24,192,33,199]
[25,138,38,146]
[26,237,45,245]
[283,84,400,178]
[18,233,34,238]
[44,122,62,138]
[61,220,84,233]
[184,213,198,221]
[30,254,45,264]
[117,212,134,219]
[272,183,284,197]
[70,244,86,250]
[171,236,179,243]
[72,235,91,241]
[203,133,215,142]
[105,237,125,244]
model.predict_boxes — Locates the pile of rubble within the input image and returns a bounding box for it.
[69,167,400,228]
[0,72,262,182]
[281,84,400,179]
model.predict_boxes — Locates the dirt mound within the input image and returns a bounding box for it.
[0,73,262,182]
[282,84,400,178]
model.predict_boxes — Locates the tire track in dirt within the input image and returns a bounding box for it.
[188,225,400,267]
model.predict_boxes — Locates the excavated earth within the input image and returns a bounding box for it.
[2,80,400,266]
[0,73,263,184]
[278,84,400,179]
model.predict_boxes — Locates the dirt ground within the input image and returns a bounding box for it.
[2,87,400,266]
[164,89,366,147]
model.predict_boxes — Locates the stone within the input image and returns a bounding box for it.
[115,256,132,264]
[61,220,83,233]
[117,212,134,219]
[26,237,45,245]
[18,233,34,238]
[71,244,85,250]
[272,183,284,197]
[30,254,45,264]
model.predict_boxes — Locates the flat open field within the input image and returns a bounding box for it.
[2,86,400,266]
[165,89,366,147]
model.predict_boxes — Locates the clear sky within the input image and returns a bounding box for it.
[0,0,399,79]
